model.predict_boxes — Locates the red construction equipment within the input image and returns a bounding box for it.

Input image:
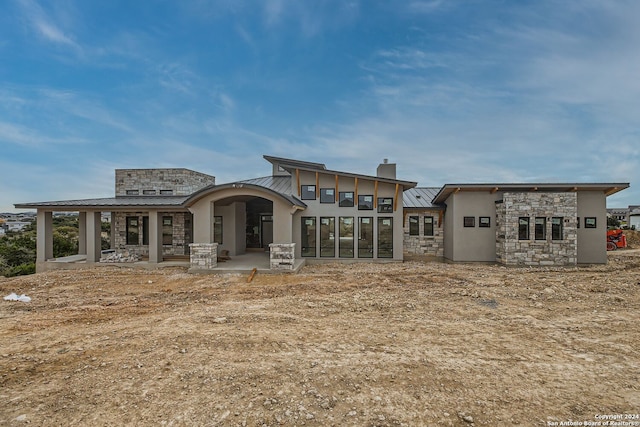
[606,229,627,251]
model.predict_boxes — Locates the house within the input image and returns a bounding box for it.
[15,155,629,273]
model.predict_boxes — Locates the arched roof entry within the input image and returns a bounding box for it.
[184,183,306,210]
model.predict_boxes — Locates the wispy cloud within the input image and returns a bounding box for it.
[17,0,81,52]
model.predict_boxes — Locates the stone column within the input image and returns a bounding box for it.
[148,211,163,263]
[269,243,296,270]
[36,210,53,262]
[86,211,102,263]
[189,243,218,271]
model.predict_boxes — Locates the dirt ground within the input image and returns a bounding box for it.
[1,252,639,426]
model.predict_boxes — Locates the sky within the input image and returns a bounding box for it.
[1,0,639,212]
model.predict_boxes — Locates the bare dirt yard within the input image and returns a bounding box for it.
[1,253,639,426]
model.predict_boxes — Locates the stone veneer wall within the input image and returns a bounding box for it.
[496,192,577,266]
[113,212,190,256]
[189,243,218,270]
[115,169,215,196]
[403,210,444,258]
[269,243,296,270]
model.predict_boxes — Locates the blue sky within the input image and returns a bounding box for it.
[2,0,638,212]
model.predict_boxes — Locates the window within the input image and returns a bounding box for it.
[320,188,335,204]
[409,216,419,236]
[463,216,475,227]
[585,217,597,228]
[143,189,156,195]
[339,192,354,207]
[126,217,139,245]
[377,217,393,258]
[552,217,563,240]
[339,217,354,258]
[535,217,546,240]
[479,216,491,228]
[424,216,434,236]
[320,217,335,257]
[358,217,373,258]
[162,216,173,245]
[301,185,316,200]
[159,189,173,195]
[358,195,373,210]
[142,217,149,245]
[126,189,139,195]
[213,216,223,244]
[518,217,529,240]
[377,198,393,213]
[301,217,316,257]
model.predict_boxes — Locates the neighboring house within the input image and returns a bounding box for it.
[629,206,640,229]
[4,221,32,232]
[15,155,629,273]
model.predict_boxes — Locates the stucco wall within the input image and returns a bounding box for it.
[577,191,607,264]
[444,192,501,262]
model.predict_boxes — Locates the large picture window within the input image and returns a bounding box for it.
[518,217,529,240]
[126,217,139,245]
[339,217,354,258]
[358,217,373,258]
[213,216,223,244]
[551,217,563,240]
[301,185,316,200]
[409,216,419,236]
[358,195,373,210]
[424,216,434,236]
[162,216,173,245]
[377,217,393,258]
[320,217,335,257]
[535,217,546,240]
[301,217,316,257]
[320,188,335,203]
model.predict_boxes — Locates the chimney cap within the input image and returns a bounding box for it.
[383,158,388,164]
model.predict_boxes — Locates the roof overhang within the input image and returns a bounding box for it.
[432,183,630,204]
[275,164,417,190]
[14,196,190,211]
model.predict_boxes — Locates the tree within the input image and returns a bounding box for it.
[607,216,621,229]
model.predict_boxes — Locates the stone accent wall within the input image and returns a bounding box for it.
[403,210,444,258]
[270,243,296,270]
[115,169,215,196]
[496,192,577,266]
[189,243,218,270]
[112,212,191,256]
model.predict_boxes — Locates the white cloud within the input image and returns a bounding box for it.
[17,0,81,52]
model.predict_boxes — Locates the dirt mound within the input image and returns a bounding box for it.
[1,259,638,426]
[623,229,640,248]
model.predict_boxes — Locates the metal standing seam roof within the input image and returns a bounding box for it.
[14,196,190,209]
[403,188,442,209]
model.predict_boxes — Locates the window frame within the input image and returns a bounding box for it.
[126,217,139,245]
[551,217,563,241]
[213,216,223,244]
[463,216,475,227]
[339,191,354,207]
[301,217,317,257]
[424,216,434,236]
[408,216,419,236]
[358,217,373,258]
[479,216,491,228]
[162,216,173,246]
[319,217,335,257]
[518,217,530,240]
[358,195,374,210]
[584,217,597,228]
[535,217,546,240]
[339,217,354,258]
[320,188,336,204]
[377,217,394,258]
[377,197,393,213]
[301,185,316,200]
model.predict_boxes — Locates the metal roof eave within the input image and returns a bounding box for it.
[431,183,631,204]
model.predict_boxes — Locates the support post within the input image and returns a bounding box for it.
[86,212,102,263]
[78,212,87,255]
[149,211,163,263]
[36,210,53,262]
